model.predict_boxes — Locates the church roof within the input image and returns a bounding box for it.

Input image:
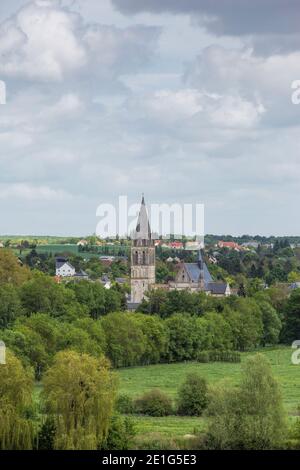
[133,195,152,244]
[205,281,228,294]
[184,262,212,283]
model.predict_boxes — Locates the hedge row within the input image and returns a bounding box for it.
[196,350,241,363]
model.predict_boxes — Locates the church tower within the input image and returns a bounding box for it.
[130,196,155,305]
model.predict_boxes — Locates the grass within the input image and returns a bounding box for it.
[33,347,300,442]
[117,346,300,440]
[132,415,205,437]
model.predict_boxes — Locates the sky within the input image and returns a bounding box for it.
[0,0,300,236]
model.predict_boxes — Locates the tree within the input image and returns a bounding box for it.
[42,350,117,450]
[104,288,122,313]
[133,313,168,364]
[258,301,281,346]
[101,313,146,367]
[0,284,22,328]
[2,325,49,379]
[202,311,233,350]
[206,354,286,449]
[281,289,300,343]
[164,314,200,362]
[100,414,136,450]
[288,271,300,283]
[237,283,246,297]
[0,249,31,286]
[57,322,104,359]
[225,298,263,350]
[20,273,87,318]
[0,350,35,449]
[177,373,208,416]
[67,281,106,319]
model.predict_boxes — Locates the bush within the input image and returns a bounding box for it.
[196,351,210,363]
[208,350,241,363]
[134,389,173,417]
[115,394,135,414]
[196,350,241,363]
[134,433,181,450]
[177,373,208,416]
[100,414,136,450]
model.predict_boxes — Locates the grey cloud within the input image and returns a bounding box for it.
[112,0,299,35]
[112,0,300,54]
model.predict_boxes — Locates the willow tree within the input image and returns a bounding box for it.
[0,350,34,449]
[42,350,118,450]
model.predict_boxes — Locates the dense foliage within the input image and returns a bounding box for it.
[0,248,299,450]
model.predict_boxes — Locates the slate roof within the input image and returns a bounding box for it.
[74,270,89,278]
[56,260,75,270]
[205,282,227,295]
[182,251,227,294]
[132,196,152,245]
[184,262,212,283]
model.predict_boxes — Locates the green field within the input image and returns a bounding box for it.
[117,347,300,440]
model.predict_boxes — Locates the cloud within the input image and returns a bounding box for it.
[112,0,300,53]
[0,183,71,201]
[123,87,264,132]
[184,45,300,128]
[0,0,160,81]
[0,0,300,236]
[112,0,299,35]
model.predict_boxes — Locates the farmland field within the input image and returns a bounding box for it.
[117,346,300,440]
[33,347,300,443]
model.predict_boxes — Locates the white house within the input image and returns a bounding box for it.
[55,258,76,277]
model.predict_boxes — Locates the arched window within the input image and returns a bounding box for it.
[143,251,146,265]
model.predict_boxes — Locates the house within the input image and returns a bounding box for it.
[169,241,183,249]
[100,275,111,289]
[185,241,204,250]
[169,251,230,296]
[55,257,76,277]
[74,269,89,280]
[289,282,300,290]
[77,239,88,247]
[241,241,259,249]
[115,277,126,284]
[218,241,242,251]
[160,241,183,250]
[99,255,115,266]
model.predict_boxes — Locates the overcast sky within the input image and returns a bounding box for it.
[0,0,299,236]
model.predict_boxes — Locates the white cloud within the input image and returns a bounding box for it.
[0,183,71,201]
[0,0,160,81]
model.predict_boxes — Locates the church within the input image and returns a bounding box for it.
[128,197,230,309]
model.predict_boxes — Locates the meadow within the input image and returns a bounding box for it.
[117,346,300,439]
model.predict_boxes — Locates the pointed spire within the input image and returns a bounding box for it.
[198,249,203,270]
[198,249,204,284]
[133,195,152,245]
